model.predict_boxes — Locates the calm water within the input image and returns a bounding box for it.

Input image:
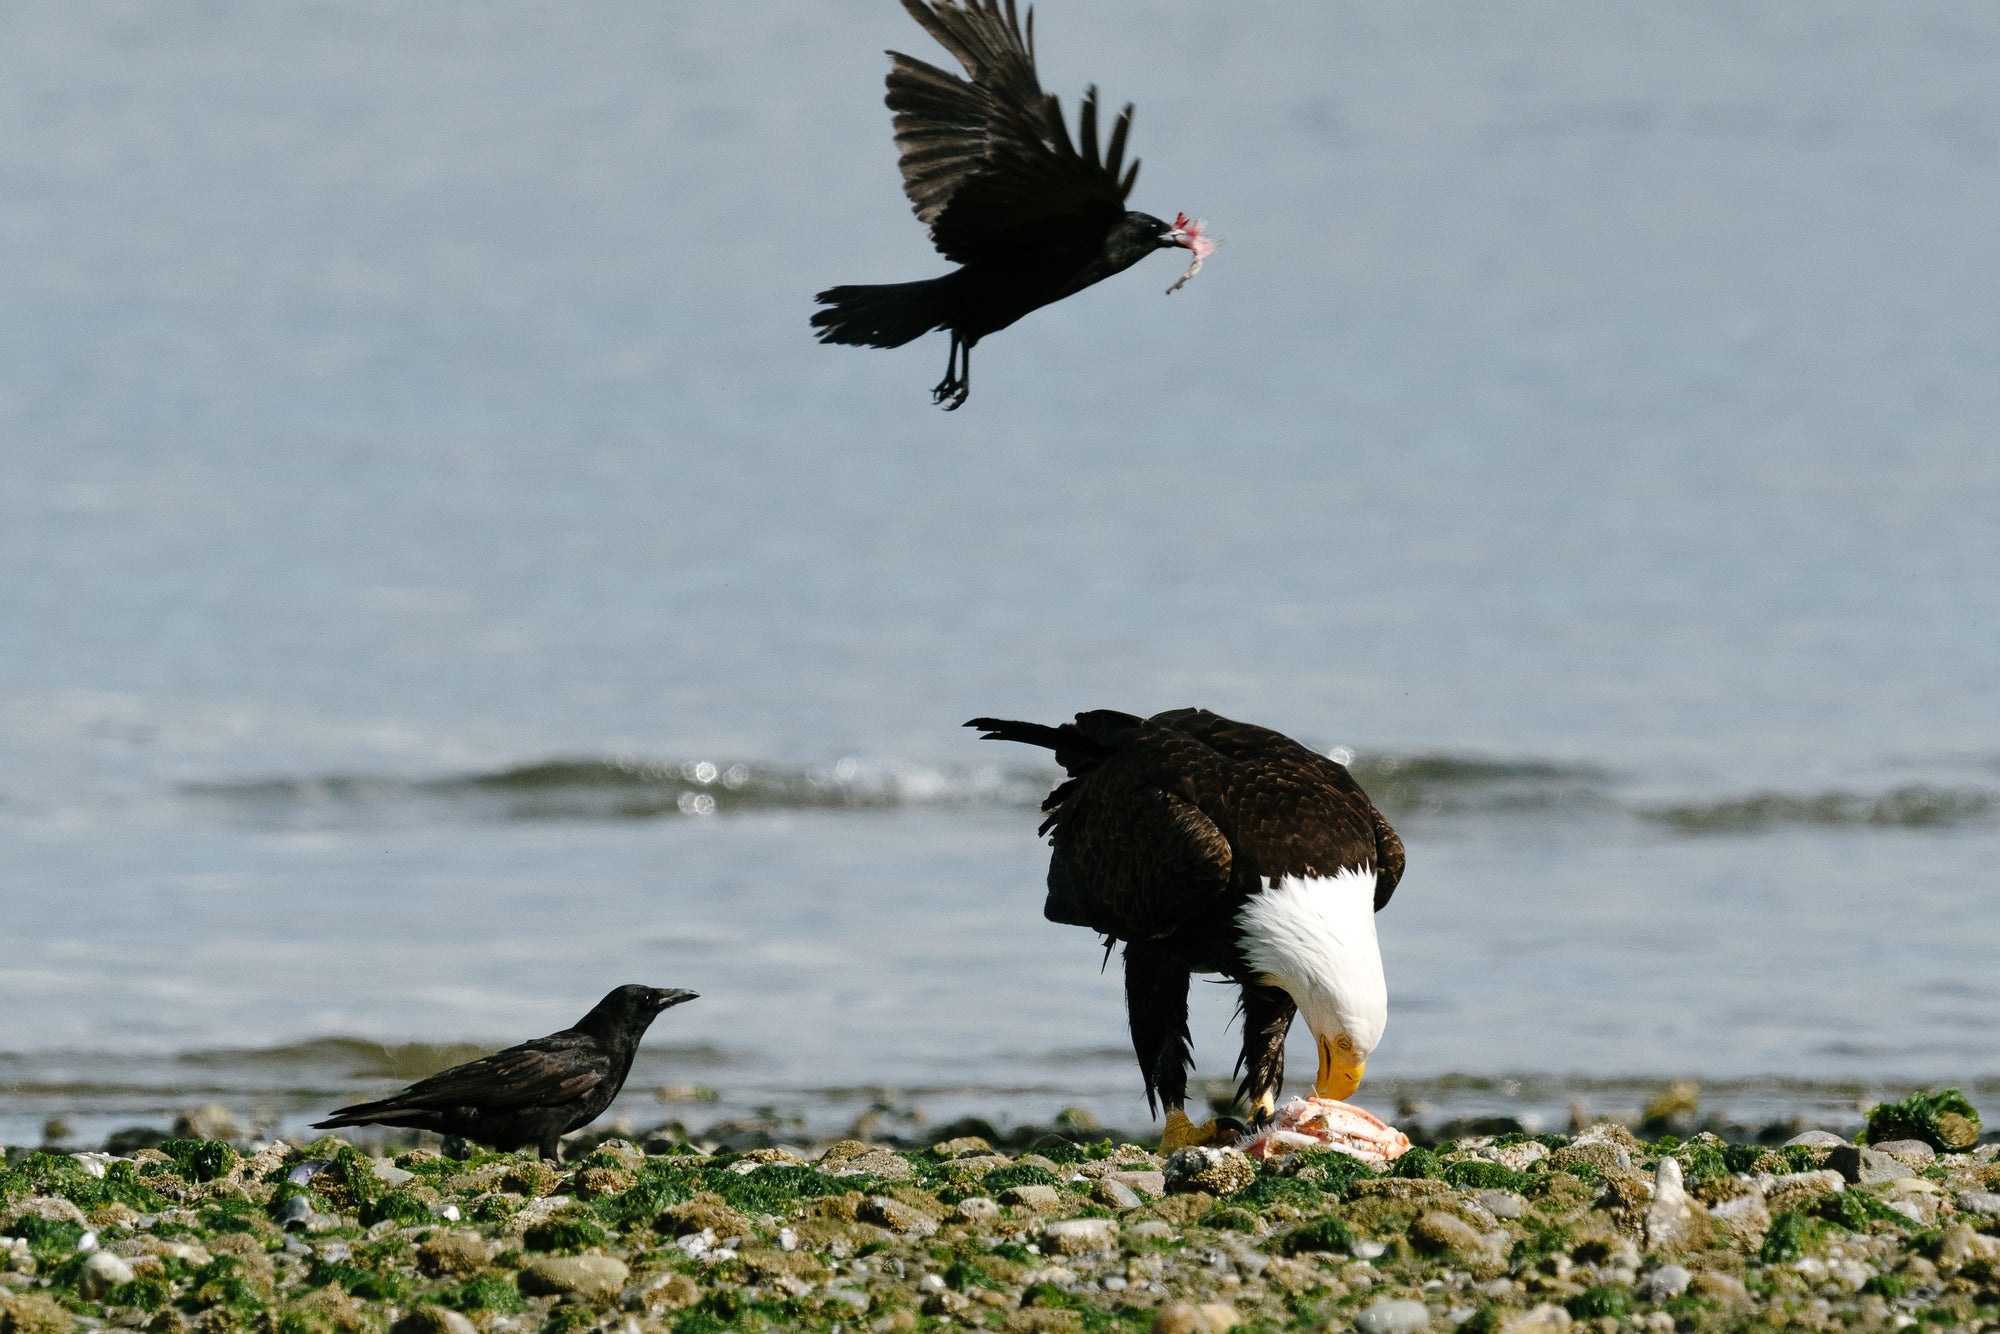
[3,1,1998,1146]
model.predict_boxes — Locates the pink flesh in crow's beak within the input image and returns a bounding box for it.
[1165,212,1219,294]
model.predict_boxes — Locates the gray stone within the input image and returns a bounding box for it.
[1500,1305,1572,1333]
[1872,1139,1936,1166]
[1643,1155,1695,1250]
[861,1196,938,1237]
[1758,1169,1845,1200]
[1110,1170,1166,1198]
[1042,1218,1119,1255]
[1,1197,88,1230]
[1476,1141,1548,1171]
[821,1283,871,1311]
[999,1184,1065,1212]
[518,1255,630,1301]
[1641,1265,1690,1300]
[1956,1190,2000,1218]
[173,1103,240,1141]
[78,1251,135,1298]
[1782,1131,1849,1148]
[274,1195,318,1229]
[1476,1190,1527,1220]
[370,1161,416,1188]
[1411,1212,1490,1258]
[1354,1298,1431,1334]
[951,1196,1000,1223]
[1709,1191,1772,1246]
[1163,1146,1257,1196]
[1825,1145,1904,1187]
[1093,1179,1144,1210]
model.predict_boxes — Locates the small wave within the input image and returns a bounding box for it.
[1351,754,1616,818]
[182,749,1618,825]
[1638,784,1999,834]
[184,757,1052,824]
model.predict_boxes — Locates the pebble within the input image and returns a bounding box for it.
[1642,1155,1695,1249]
[1164,1146,1258,1196]
[78,1250,135,1298]
[1355,1297,1432,1334]
[1783,1130,1850,1147]
[860,1196,938,1237]
[370,1161,416,1188]
[821,1282,871,1311]
[517,1254,630,1301]
[951,1196,1000,1223]
[999,1184,1064,1212]
[1641,1265,1691,1300]
[1476,1190,1527,1219]
[1501,1304,1572,1332]
[1094,1178,1144,1210]
[1042,1218,1119,1255]
[1956,1189,2000,1217]
[1151,1302,1242,1333]
[1826,1145,1904,1187]
[1350,1239,1388,1260]
[1110,1169,1167,1198]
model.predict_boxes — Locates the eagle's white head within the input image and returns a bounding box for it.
[1236,864,1388,1101]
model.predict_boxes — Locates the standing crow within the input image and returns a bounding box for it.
[312,984,697,1162]
[813,0,1217,409]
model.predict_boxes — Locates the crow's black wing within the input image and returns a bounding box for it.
[887,0,1139,265]
[345,1035,610,1116]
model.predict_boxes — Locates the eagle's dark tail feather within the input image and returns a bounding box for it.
[965,712,1145,776]
[812,277,953,348]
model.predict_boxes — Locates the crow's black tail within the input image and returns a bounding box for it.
[811,276,953,348]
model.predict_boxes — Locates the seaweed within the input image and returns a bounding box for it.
[981,1163,1062,1194]
[1863,1088,1982,1152]
[359,1190,436,1228]
[1760,1211,1823,1264]
[434,1275,527,1315]
[3,1152,168,1212]
[1673,1139,1766,1183]
[521,1215,610,1252]
[1441,1159,1531,1193]
[710,1164,853,1213]
[1567,1284,1634,1320]
[158,1137,240,1184]
[8,1213,87,1260]
[1814,1188,1913,1232]
[1284,1148,1380,1194]
[1390,1147,1440,1180]
[1279,1216,1355,1255]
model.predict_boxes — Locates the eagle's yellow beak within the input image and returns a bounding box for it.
[1315,1032,1365,1101]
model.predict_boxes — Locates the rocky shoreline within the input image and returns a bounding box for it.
[3,1094,1997,1334]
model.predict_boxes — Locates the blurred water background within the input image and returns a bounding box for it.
[2,0,1998,1148]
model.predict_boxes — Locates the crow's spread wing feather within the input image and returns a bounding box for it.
[887,0,1138,265]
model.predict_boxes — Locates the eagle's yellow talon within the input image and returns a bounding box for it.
[1162,1107,1227,1154]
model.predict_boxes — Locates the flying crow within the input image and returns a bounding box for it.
[813,0,1216,409]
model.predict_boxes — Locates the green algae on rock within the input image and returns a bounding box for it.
[1,1114,1998,1333]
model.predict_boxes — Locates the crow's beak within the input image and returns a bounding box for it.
[654,988,698,1010]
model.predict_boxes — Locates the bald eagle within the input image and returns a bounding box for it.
[968,708,1404,1152]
